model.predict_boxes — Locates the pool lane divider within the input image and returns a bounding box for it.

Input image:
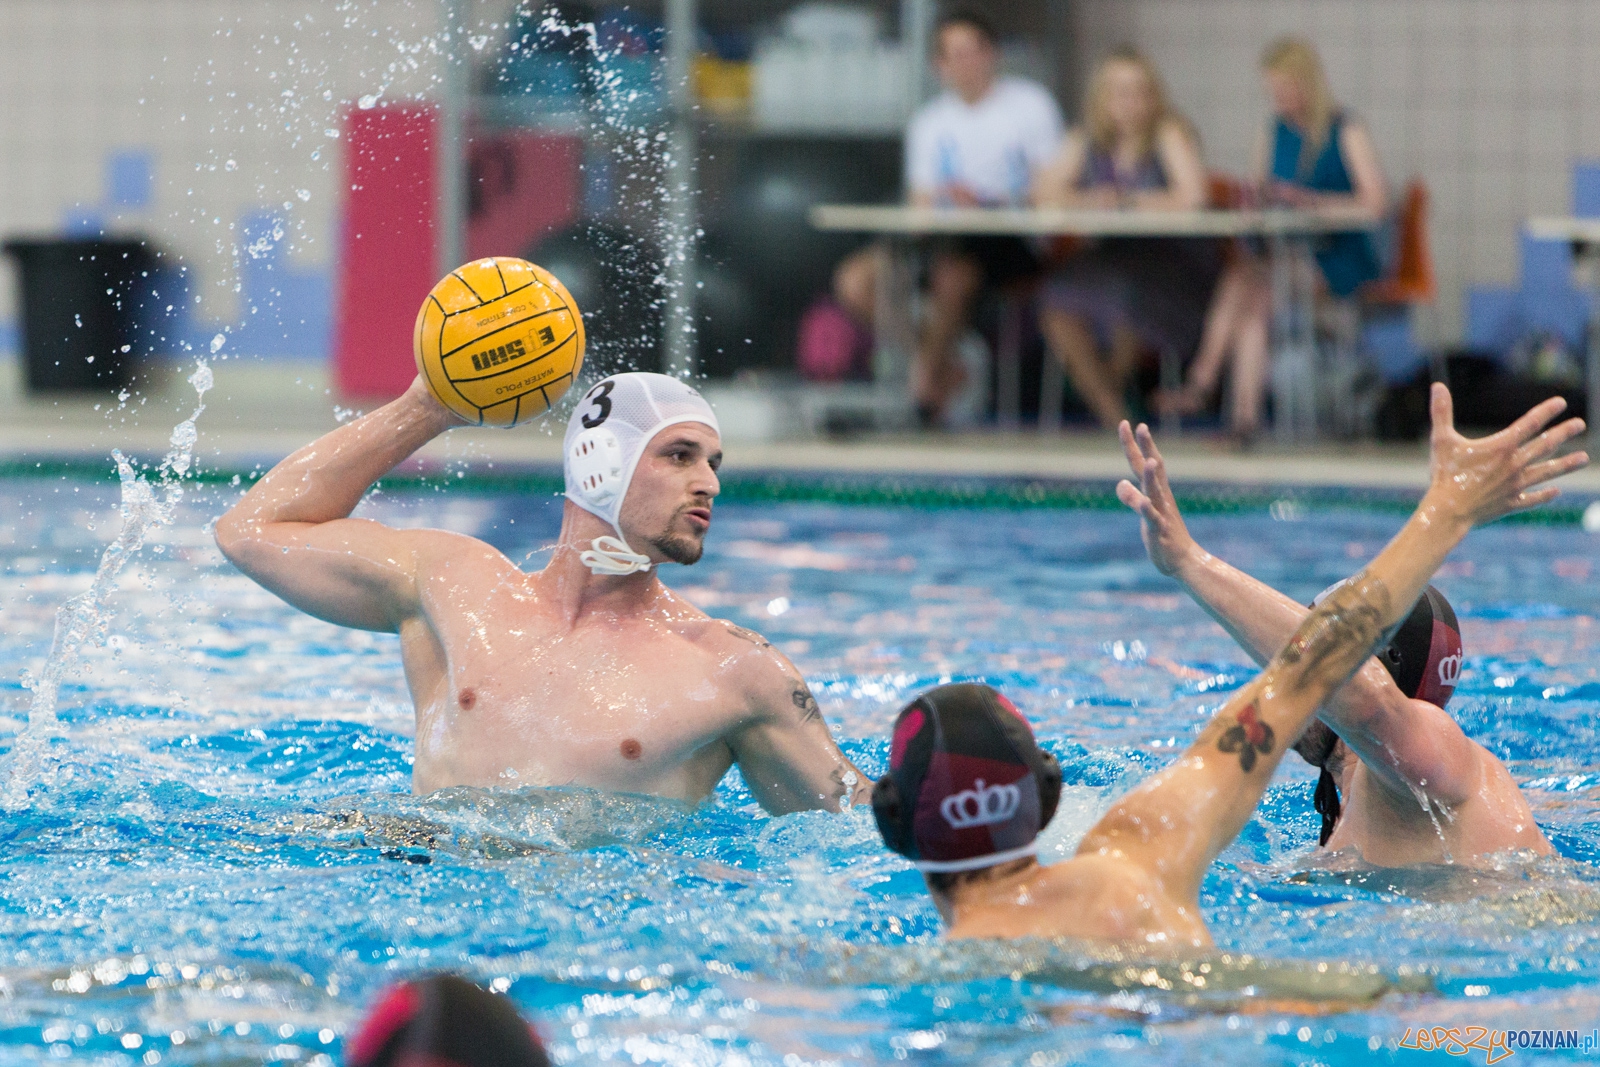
[0,458,1590,525]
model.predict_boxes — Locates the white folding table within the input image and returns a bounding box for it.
[810,204,1380,439]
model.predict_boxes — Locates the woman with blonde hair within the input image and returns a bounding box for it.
[1162,36,1387,442]
[1032,47,1218,428]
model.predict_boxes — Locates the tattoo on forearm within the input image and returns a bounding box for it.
[1216,702,1275,772]
[728,624,772,649]
[793,686,821,723]
[1276,575,1394,689]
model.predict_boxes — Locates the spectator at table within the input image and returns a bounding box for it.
[812,9,1063,423]
[1031,47,1219,429]
[1161,36,1387,443]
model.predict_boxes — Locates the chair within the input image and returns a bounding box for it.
[1362,180,1436,306]
[1320,179,1434,437]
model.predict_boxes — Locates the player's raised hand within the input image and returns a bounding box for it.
[1425,383,1588,527]
[1116,421,1198,577]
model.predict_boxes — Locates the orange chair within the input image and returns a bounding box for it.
[1207,171,1248,211]
[1363,179,1436,306]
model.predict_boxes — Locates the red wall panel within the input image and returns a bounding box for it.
[334,104,438,400]
[466,132,583,261]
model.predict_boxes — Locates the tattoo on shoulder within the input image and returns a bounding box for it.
[792,686,821,724]
[727,624,772,649]
[1216,702,1275,772]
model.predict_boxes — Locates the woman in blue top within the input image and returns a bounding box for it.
[1162,37,1387,442]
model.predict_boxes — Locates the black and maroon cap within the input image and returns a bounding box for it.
[1312,581,1463,707]
[347,974,550,1067]
[1301,582,1463,846]
[872,683,1061,873]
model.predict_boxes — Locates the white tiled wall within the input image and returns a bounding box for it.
[0,0,521,353]
[1073,0,1600,346]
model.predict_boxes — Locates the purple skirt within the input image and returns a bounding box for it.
[1043,237,1223,358]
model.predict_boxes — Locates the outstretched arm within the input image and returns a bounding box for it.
[214,376,462,632]
[722,625,872,814]
[1115,421,1485,804]
[1083,386,1585,905]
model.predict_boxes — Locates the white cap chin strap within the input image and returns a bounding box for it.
[579,535,652,576]
[566,424,654,576]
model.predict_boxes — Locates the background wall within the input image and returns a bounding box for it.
[6,0,1596,365]
[0,0,481,359]
[1073,0,1600,349]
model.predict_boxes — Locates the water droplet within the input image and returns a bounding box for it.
[324,127,340,138]
[224,158,237,171]
[357,93,379,109]
[210,334,226,353]
[296,189,311,202]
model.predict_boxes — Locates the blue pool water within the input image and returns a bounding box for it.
[2,475,1598,1065]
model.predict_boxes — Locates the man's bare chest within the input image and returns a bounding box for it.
[417,606,746,765]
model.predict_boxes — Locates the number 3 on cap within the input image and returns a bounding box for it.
[581,380,614,428]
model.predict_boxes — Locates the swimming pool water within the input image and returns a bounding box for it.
[2,474,1598,1065]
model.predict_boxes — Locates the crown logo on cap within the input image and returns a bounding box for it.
[1437,652,1462,687]
[940,779,1022,829]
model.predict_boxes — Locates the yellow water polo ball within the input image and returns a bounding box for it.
[413,257,585,427]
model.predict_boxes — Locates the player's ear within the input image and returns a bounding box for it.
[1037,752,1062,831]
[872,775,909,856]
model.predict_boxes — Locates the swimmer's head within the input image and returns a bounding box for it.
[348,973,549,1067]
[873,683,1062,885]
[1294,582,1463,844]
[563,373,721,575]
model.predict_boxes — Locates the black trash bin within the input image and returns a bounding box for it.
[3,238,159,393]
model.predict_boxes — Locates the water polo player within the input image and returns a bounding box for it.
[872,388,1581,945]
[216,371,868,810]
[1116,419,1551,865]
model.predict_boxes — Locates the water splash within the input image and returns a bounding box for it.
[2,361,212,810]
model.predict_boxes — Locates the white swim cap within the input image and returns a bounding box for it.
[562,372,720,575]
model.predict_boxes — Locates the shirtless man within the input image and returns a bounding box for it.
[215,371,867,812]
[1116,419,1552,866]
[870,387,1583,946]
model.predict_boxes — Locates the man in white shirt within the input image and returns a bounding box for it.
[903,10,1062,422]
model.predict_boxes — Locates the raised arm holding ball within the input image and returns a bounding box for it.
[216,259,867,812]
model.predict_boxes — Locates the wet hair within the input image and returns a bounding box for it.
[936,8,999,51]
[1292,720,1343,846]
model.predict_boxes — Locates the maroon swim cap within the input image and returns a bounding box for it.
[348,974,549,1067]
[1303,583,1464,846]
[872,683,1061,872]
[1314,582,1462,707]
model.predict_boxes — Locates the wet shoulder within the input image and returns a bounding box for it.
[409,529,524,587]
[1033,855,1189,941]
